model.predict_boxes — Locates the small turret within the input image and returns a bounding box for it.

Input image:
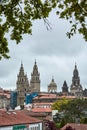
[48,76,57,93]
[62,80,68,95]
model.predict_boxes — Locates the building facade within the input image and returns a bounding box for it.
[70,64,83,97]
[0,110,42,130]
[10,91,17,109]
[0,89,10,109]
[16,63,30,108]
[16,61,40,108]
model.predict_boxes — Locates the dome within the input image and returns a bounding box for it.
[48,77,57,88]
[48,77,57,93]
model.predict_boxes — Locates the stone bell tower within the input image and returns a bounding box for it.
[30,60,40,93]
[70,63,83,96]
[16,63,30,108]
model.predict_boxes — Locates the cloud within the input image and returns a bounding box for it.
[0,11,87,91]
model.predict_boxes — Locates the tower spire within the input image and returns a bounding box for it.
[75,62,77,70]
[62,80,68,94]
[30,60,40,92]
[52,76,54,82]
[35,59,36,65]
[19,62,24,76]
[16,63,30,108]
[70,64,83,96]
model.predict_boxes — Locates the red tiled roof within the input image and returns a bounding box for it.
[0,92,10,99]
[32,103,52,109]
[0,110,42,127]
[34,94,57,99]
[33,102,52,105]
[61,123,87,130]
[58,96,76,99]
[25,111,47,117]
[31,108,52,113]
[33,93,76,100]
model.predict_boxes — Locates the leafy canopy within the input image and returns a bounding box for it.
[52,98,87,114]
[52,98,71,110]
[0,0,87,59]
[52,98,87,125]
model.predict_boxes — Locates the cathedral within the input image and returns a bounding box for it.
[16,61,83,107]
[16,61,40,107]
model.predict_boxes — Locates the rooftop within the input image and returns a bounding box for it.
[61,123,87,130]
[0,110,42,127]
[31,107,52,113]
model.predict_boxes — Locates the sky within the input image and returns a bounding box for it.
[0,10,87,92]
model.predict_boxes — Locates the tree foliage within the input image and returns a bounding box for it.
[81,117,87,124]
[57,0,87,41]
[52,98,87,126]
[52,98,71,111]
[0,0,87,59]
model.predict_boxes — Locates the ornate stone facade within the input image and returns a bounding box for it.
[30,60,40,93]
[16,63,30,107]
[70,64,83,97]
[16,62,85,107]
[48,77,57,93]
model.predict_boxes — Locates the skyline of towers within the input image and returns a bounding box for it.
[16,61,83,106]
[16,60,41,107]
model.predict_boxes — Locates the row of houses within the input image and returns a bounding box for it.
[0,108,87,130]
[0,109,42,130]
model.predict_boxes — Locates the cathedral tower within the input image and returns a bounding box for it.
[62,80,68,95]
[16,63,30,108]
[70,63,83,96]
[48,77,57,93]
[30,60,40,92]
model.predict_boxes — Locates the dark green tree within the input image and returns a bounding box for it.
[81,117,87,124]
[0,0,87,59]
[52,98,87,125]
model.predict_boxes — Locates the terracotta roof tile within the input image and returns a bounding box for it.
[61,123,87,130]
[0,92,10,99]
[31,108,52,113]
[0,110,42,127]
[33,94,76,100]
[33,102,52,105]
